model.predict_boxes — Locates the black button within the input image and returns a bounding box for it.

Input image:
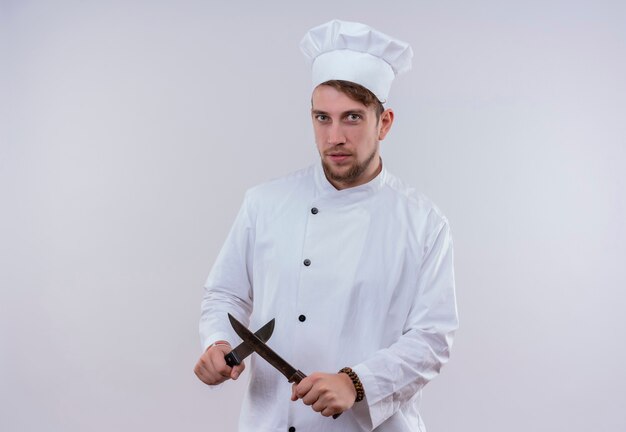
[311,207,318,215]
[298,315,306,322]
[288,428,296,432]
[303,259,311,266]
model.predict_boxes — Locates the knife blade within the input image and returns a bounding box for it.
[224,318,275,367]
[228,313,306,383]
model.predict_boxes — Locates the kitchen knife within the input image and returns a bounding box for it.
[227,313,342,419]
[224,318,275,367]
[228,313,306,383]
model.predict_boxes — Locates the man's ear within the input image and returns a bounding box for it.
[378,108,394,140]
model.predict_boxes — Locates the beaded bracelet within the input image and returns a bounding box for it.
[339,367,365,402]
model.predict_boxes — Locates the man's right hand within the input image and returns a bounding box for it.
[194,341,245,385]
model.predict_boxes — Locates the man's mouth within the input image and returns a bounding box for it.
[325,150,352,163]
[327,153,351,163]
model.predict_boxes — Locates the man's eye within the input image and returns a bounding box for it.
[315,115,328,122]
[347,114,361,121]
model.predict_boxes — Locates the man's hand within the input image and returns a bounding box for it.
[290,372,357,417]
[194,342,245,385]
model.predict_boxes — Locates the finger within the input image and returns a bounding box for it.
[295,377,315,399]
[230,362,245,380]
[194,361,226,385]
[209,350,232,378]
[311,398,326,413]
[301,388,321,406]
[197,348,233,384]
[313,393,342,417]
[193,364,205,381]
[301,379,326,406]
[194,360,212,382]
[321,406,340,417]
[204,373,227,385]
[291,383,298,401]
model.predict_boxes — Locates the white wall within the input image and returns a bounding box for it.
[2,1,625,431]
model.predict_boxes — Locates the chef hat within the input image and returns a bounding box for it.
[300,19,413,103]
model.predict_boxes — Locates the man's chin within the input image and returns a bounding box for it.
[322,163,353,181]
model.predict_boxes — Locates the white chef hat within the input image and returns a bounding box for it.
[300,19,413,103]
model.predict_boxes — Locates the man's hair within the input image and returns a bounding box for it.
[319,80,385,120]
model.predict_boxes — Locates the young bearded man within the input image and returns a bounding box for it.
[194,20,459,432]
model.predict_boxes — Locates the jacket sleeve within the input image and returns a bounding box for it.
[199,192,255,351]
[351,219,459,430]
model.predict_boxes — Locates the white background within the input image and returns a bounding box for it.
[2,1,625,431]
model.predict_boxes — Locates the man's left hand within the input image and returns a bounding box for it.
[290,372,357,417]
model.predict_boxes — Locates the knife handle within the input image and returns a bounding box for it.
[288,369,307,384]
[224,351,241,367]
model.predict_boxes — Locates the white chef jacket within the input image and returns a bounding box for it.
[200,162,458,432]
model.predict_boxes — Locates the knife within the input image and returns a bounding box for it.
[224,318,275,367]
[227,313,342,419]
[228,313,306,383]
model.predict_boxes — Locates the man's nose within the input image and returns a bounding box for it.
[327,123,346,145]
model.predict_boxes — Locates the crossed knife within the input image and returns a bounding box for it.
[224,313,306,383]
[224,313,341,418]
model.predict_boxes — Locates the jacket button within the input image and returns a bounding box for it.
[311,207,318,215]
[303,259,311,266]
[289,427,296,432]
[298,315,306,322]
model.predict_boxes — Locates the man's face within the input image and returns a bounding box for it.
[311,85,393,190]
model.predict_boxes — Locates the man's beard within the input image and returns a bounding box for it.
[321,147,378,185]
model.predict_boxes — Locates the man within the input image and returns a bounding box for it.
[194,20,458,431]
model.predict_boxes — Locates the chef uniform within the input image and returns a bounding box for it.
[199,20,459,432]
